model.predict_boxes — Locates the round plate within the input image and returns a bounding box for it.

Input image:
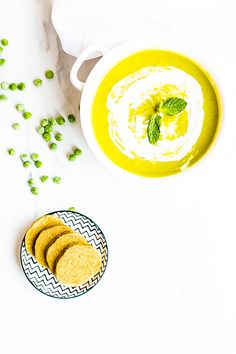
[20,210,108,299]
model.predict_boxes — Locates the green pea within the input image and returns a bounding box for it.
[0,46,3,53]
[52,176,61,184]
[0,94,7,101]
[43,132,51,141]
[49,143,57,151]
[68,207,76,211]
[56,116,65,125]
[20,154,29,162]
[28,178,35,187]
[45,70,54,79]
[68,114,76,123]
[55,133,63,141]
[0,58,6,66]
[48,118,57,126]
[33,78,42,87]
[44,124,53,133]
[9,83,17,90]
[16,103,25,112]
[17,82,26,91]
[68,154,76,161]
[34,160,43,168]
[1,39,8,46]
[12,123,20,130]
[31,153,39,161]
[23,112,32,119]
[8,148,15,156]
[40,119,48,127]
[40,175,49,183]
[23,161,31,168]
[1,82,8,90]
[37,126,44,135]
[31,187,39,195]
[74,148,82,156]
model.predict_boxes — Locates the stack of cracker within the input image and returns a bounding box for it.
[25,215,101,286]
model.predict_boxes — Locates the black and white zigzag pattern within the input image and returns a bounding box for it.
[21,210,108,299]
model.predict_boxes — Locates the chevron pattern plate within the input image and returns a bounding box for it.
[20,210,108,299]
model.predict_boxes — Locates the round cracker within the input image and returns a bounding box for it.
[55,244,102,286]
[34,225,72,267]
[25,215,64,256]
[46,233,88,273]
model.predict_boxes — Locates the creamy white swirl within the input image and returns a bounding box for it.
[107,66,204,162]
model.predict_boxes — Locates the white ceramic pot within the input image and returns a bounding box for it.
[70,40,223,179]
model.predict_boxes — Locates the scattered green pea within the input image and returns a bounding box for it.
[20,154,29,162]
[45,70,54,79]
[23,111,32,119]
[34,160,43,168]
[40,118,48,127]
[40,175,49,183]
[9,83,17,90]
[49,142,57,151]
[31,153,39,161]
[28,178,35,187]
[68,207,76,211]
[68,154,76,161]
[37,126,44,135]
[8,148,15,156]
[52,176,61,184]
[43,132,51,142]
[0,46,2,53]
[56,116,65,125]
[48,118,57,126]
[74,148,82,156]
[16,103,25,112]
[1,39,8,46]
[31,186,39,195]
[44,124,53,133]
[0,58,6,66]
[68,114,76,123]
[1,82,8,90]
[55,133,63,141]
[0,94,7,101]
[17,82,26,91]
[33,78,42,87]
[23,161,31,168]
[12,123,20,130]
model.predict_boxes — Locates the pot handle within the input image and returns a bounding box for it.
[70,45,109,92]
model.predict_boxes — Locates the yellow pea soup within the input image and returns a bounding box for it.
[92,50,221,177]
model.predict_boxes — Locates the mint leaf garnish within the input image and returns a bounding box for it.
[147,114,161,144]
[159,97,187,116]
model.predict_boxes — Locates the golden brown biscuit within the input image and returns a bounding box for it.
[25,215,64,256]
[34,225,72,267]
[46,233,88,273]
[55,244,102,286]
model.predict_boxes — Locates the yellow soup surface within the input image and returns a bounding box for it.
[92,50,221,177]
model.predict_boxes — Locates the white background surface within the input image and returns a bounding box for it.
[0,1,236,353]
